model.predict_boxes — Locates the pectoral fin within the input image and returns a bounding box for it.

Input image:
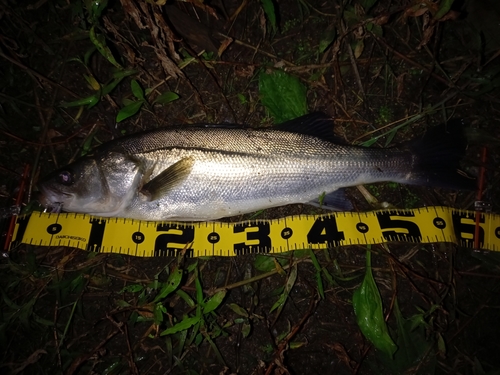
[141,157,194,201]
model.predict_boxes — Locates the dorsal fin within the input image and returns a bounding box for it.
[274,112,339,143]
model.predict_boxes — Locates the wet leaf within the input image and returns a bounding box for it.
[254,255,287,272]
[113,69,138,79]
[176,289,195,307]
[366,22,383,37]
[308,249,324,299]
[274,258,286,276]
[154,91,179,105]
[270,264,297,314]
[154,268,183,302]
[89,26,122,69]
[160,316,200,336]
[242,322,252,338]
[60,94,100,108]
[434,0,455,20]
[227,303,249,318]
[119,283,143,294]
[353,251,397,357]
[260,0,276,33]
[153,302,166,325]
[116,100,144,122]
[84,74,100,90]
[353,39,365,59]
[131,79,144,100]
[115,299,130,307]
[84,46,96,66]
[319,26,337,53]
[86,0,108,23]
[379,300,435,372]
[203,290,227,314]
[359,0,378,13]
[259,70,308,123]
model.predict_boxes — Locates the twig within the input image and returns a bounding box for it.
[0,51,78,98]
[65,329,120,375]
[265,296,318,375]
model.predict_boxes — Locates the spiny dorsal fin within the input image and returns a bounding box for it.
[274,112,339,143]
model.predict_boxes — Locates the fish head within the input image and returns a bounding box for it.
[38,152,142,215]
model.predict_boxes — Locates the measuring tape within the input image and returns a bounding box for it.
[8,207,500,257]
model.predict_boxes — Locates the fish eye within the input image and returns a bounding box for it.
[58,171,73,186]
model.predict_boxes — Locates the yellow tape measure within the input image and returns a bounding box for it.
[8,207,500,257]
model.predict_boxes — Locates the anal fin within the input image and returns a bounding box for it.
[307,189,353,211]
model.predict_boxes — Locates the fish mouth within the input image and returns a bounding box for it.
[35,189,71,213]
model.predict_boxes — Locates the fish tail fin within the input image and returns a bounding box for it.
[406,120,476,190]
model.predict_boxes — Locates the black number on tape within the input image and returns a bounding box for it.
[356,222,369,233]
[155,224,195,257]
[11,215,30,247]
[376,212,422,242]
[433,217,446,229]
[88,218,106,251]
[234,222,271,255]
[307,216,345,246]
[47,223,62,235]
[452,211,484,247]
[281,227,293,239]
[208,232,220,244]
[132,232,145,244]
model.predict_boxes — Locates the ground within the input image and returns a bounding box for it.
[1,0,500,374]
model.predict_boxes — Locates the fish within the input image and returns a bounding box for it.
[37,113,475,221]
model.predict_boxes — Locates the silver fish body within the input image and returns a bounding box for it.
[38,113,473,221]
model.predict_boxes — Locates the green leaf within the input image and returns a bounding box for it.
[254,255,282,272]
[203,290,227,314]
[119,284,144,294]
[131,80,144,100]
[378,299,435,372]
[259,0,277,33]
[176,289,195,307]
[90,0,108,22]
[83,74,100,90]
[366,22,383,37]
[153,302,166,325]
[227,303,249,318]
[259,70,308,123]
[60,94,100,108]
[154,268,183,302]
[160,316,200,336]
[353,251,397,357]
[84,46,97,66]
[113,69,138,79]
[319,27,337,53]
[270,264,297,313]
[89,26,122,69]
[116,100,144,122]
[359,0,378,13]
[115,299,130,308]
[154,91,180,105]
[434,0,455,20]
[242,322,252,338]
[237,93,247,104]
[101,77,124,97]
[308,249,324,299]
